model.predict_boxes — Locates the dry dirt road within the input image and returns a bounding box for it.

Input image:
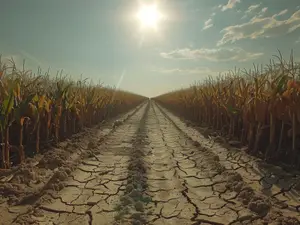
[1,101,300,225]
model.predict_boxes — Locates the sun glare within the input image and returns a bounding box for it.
[136,4,163,30]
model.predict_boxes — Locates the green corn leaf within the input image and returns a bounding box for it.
[276,76,287,94]
[2,91,14,117]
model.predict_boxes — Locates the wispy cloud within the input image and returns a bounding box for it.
[203,18,213,30]
[203,11,217,31]
[154,67,218,75]
[218,9,300,46]
[261,7,268,14]
[160,47,263,62]
[246,3,261,14]
[249,7,268,19]
[277,9,288,16]
[221,0,241,11]
[242,3,262,19]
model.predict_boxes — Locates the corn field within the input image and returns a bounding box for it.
[0,57,146,169]
[155,53,300,168]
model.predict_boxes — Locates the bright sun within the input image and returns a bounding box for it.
[136,4,163,30]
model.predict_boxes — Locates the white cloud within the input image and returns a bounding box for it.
[203,12,216,30]
[160,47,263,62]
[203,18,213,30]
[218,9,300,46]
[261,7,268,13]
[256,7,268,18]
[245,3,261,14]
[242,4,267,20]
[276,9,288,16]
[221,0,241,11]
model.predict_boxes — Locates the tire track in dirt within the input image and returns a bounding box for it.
[144,102,257,225]
[153,101,300,225]
[0,102,148,225]
[113,102,151,225]
[11,102,150,225]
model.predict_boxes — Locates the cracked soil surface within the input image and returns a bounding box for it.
[1,101,300,225]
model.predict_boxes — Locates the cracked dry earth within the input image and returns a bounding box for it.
[3,101,300,225]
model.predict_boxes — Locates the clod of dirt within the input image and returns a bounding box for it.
[193,141,200,147]
[142,195,152,204]
[131,212,143,220]
[13,165,37,185]
[126,184,134,193]
[114,213,122,221]
[238,186,255,205]
[44,167,70,191]
[56,182,65,191]
[261,211,300,225]
[113,120,123,128]
[98,137,105,143]
[133,149,145,158]
[247,196,270,216]
[233,181,244,192]
[226,172,243,183]
[225,172,244,191]
[214,163,226,174]
[69,142,79,149]
[0,183,24,196]
[115,207,130,221]
[62,167,72,175]
[87,141,97,149]
[128,160,146,173]
[120,195,133,206]
[52,170,68,181]
[38,150,68,170]
[47,182,65,191]
[14,212,36,225]
[134,201,144,212]
[141,182,148,189]
[129,189,142,199]
[132,220,142,225]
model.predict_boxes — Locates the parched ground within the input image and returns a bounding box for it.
[1,101,299,225]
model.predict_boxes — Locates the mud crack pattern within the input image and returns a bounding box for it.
[3,101,300,225]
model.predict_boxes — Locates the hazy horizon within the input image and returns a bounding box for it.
[1,0,300,97]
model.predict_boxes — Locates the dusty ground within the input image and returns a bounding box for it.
[1,100,299,225]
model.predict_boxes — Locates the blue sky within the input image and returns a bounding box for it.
[1,0,300,97]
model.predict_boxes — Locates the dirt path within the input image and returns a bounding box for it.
[3,101,300,225]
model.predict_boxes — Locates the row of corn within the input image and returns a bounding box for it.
[155,53,300,167]
[0,57,146,169]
